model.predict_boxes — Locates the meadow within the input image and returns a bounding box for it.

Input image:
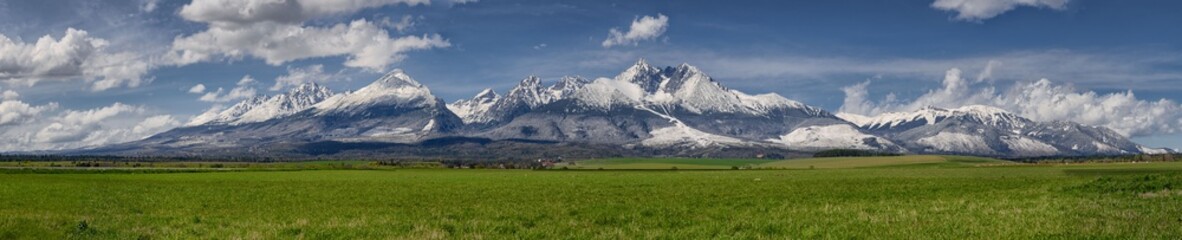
[1,156,1181,239]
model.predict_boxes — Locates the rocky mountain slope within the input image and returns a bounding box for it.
[84,60,1164,159]
[838,106,1145,157]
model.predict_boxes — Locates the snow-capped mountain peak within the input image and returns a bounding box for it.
[616,59,665,93]
[372,69,425,89]
[313,69,437,113]
[504,76,547,108]
[190,82,334,126]
[848,105,1029,130]
[473,88,499,100]
[447,88,501,124]
[843,104,1152,157]
[546,76,588,101]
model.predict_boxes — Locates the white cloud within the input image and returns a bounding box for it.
[188,84,207,93]
[168,0,451,71]
[178,0,430,26]
[140,0,159,12]
[236,75,256,86]
[131,115,181,136]
[199,76,258,102]
[35,103,144,144]
[602,13,669,48]
[0,99,179,151]
[0,28,152,91]
[198,87,256,102]
[382,15,419,33]
[272,64,334,91]
[839,67,1182,137]
[168,20,450,71]
[932,0,1070,21]
[1,90,18,101]
[0,100,57,126]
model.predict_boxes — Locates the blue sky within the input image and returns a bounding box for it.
[1,0,1180,150]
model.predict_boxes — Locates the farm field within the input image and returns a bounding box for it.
[559,155,1012,169]
[1,157,1181,239]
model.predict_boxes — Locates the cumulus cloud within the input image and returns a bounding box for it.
[177,0,430,26]
[382,15,420,33]
[199,76,258,102]
[188,84,207,94]
[130,115,181,138]
[168,0,451,71]
[602,14,669,48]
[0,90,179,151]
[35,103,144,144]
[272,64,335,91]
[839,67,1182,137]
[0,100,58,126]
[2,90,19,101]
[932,0,1070,21]
[0,28,152,91]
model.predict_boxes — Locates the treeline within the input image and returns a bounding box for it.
[437,159,550,169]
[1013,154,1178,163]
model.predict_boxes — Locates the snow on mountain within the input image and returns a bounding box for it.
[236,83,334,123]
[1000,135,1059,157]
[605,60,827,116]
[615,58,665,93]
[767,124,898,151]
[503,76,548,108]
[916,132,995,155]
[447,88,499,124]
[190,83,333,126]
[453,76,592,125]
[1138,146,1175,154]
[545,76,588,102]
[116,60,1166,159]
[848,105,1029,130]
[570,77,646,110]
[638,106,745,147]
[313,69,437,114]
[848,105,1153,157]
[835,112,874,126]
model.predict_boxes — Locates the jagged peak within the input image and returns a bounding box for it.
[474,88,499,100]
[287,82,331,95]
[953,105,1011,115]
[858,104,1028,130]
[558,75,588,83]
[312,69,438,114]
[507,76,545,96]
[633,58,653,69]
[520,75,542,85]
[371,69,424,89]
[619,59,666,80]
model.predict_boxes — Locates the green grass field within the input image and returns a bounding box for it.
[559,155,1013,169]
[558,157,779,169]
[2,156,1181,239]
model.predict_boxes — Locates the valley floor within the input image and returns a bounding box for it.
[1,157,1180,239]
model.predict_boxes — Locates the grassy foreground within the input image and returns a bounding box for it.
[1,158,1181,238]
[559,155,1011,169]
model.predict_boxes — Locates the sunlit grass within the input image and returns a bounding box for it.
[1,161,1180,238]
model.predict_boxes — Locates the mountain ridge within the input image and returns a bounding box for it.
[78,60,1168,159]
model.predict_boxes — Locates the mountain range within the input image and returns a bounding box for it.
[80,60,1172,159]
